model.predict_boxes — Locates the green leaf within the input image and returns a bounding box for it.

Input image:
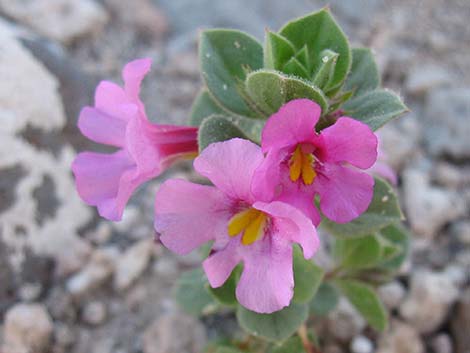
[213,347,244,353]
[293,246,324,303]
[209,266,241,306]
[344,48,380,97]
[175,268,216,316]
[190,89,227,126]
[200,29,263,117]
[343,89,409,131]
[295,46,310,72]
[333,235,382,269]
[237,302,309,342]
[271,335,305,353]
[309,282,339,316]
[198,115,250,151]
[377,223,410,270]
[245,70,328,117]
[321,178,403,238]
[264,31,296,70]
[336,279,388,331]
[282,57,309,78]
[312,49,339,90]
[279,8,351,90]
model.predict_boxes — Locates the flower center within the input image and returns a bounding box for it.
[289,145,317,185]
[227,208,267,245]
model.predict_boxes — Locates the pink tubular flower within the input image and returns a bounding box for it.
[72,59,198,221]
[253,99,378,224]
[154,138,320,314]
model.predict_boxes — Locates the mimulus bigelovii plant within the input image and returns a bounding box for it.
[73,7,409,352]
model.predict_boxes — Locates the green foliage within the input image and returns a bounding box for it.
[209,266,241,306]
[343,89,409,131]
[336,279,388,331]
[333,235,382,269]
[198,115,250,151]
[271,335,305,353]
[309,282,339,316]
[245,70,328,116]
[292,246,324,303]
[264,31,296,70]
[212,347,244,353]
[237,303,309,342]
[279,8,351,90]
[200,29,263,117]
[344,48,380,97]
[175,268,215,316]
[312,49,339,90]
[321,178,403,238]
[283,57,309,78]
[377,223,410,270]
[190,90,227,126]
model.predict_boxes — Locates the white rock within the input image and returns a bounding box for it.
[142,313,206,353]
[114,239,154,291]
[327,298,366,342]
[377,320,424,353]
[405,65,451,95]
[66,246,119,296]
[82,301,107,326]
[0,0,108,44]
[2,303,53,353]
[350,335,373,353]
[378,281,406,310]
[425,88,470,159]
[403,167,466,238]
[399,269,459,333]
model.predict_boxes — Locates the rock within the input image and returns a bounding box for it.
[326,298,366,342]
[378,281,406,310]
[451,288,470,353]
[18,283,43,302]
[377,320,424,353]
[443,265,468,288]
[403,167,466,237]
[66,246,119,297]
[405,65,451,95]
[153,256,179,279]
[3,303,53,353]
[425,88,470,159]
[142,313,206,353]
[350,335,374,353]
[432,162,470,189]
[399,269,459,333]
[82,301,107,326]
[0,0,108,44]
[451,220,470,246]
[87,222,113,245]
[114,239,154,291]
[54,323,76,348]
[430,333,453,353]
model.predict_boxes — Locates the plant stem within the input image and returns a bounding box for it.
[297,324,322,353]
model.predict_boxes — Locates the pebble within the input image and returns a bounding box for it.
[54,323,76,348]
[399,269,459,333]
[430,333,453,353]
[350,335,374,353]
[405,64,451,95]
[114,239,154,291]
[2,303,53,353]
[451,220,470,246]
[326,298,366,342]
[142,313,206,353]
[82,301,107,326]
[377,320,424,353]
[378,281,406,310]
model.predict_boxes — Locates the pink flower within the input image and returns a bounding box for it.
[154,138,319,314]
[253,99,378,224]
[367,133,398,185]
[72,59,198,221]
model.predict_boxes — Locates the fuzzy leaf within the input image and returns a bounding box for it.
[271,335,305,353]
[198,115,250,151]
[312,49,339,90]
[237,302,309,342]
[309,282,339,316]
[321,178,403,238]
[293,246,324,303]
[377,224,410,270]
[190,89,227,126]
[175,268,215,316]
[283,57,309,78]
[200,29,263,117]
[333,235,382,269]
[245,70,328,117]
[343,89,409,131]
[336,279,388,331]
[264,31,296,70]
[295,46,310,71]
[279,8,351,90]
[344,48,380,97]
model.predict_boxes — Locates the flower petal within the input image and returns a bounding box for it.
[72,150,141,221]
[315,117,378,169]
[194,138,264,203]
[368,160,397,185]
[154,179,232,255]
[315,164,375,223]
[236,235,293,313]
[94,81,132,121]
[253,201,319,259]
[261,99,321,152]
[123,58,152,104]
[252,147,287,202]
[203,238,241,287]
[78,107,127,147]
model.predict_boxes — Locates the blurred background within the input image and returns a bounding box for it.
[0,0,469,352]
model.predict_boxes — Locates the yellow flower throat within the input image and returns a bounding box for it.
[289,145,317,185]
[228,208,267,245]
